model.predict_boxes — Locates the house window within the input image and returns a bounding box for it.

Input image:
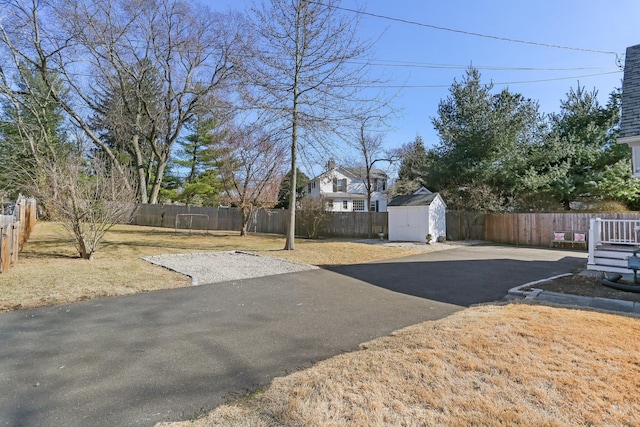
[307,183,312,194]
[353,200,365,211]
[342,200,348,210]
[327,199,334,210]
[370,201,377,212]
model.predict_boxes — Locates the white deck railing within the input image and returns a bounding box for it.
[592,218,640,245]
[588,218,640,265]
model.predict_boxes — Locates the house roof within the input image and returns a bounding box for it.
[342,167,388,180]
[388,192,440,207]
[311,166,388,181]
[620,44,640,139]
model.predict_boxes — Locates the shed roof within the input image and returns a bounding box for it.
[388,192,439,207]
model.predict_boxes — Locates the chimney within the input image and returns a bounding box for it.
[326,157,335,170]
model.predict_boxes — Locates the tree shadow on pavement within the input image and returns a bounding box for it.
[326,255,585,307]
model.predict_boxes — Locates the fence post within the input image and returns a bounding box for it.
[10,222,19,264]
[0,226,9,273]
[587,218,600,266]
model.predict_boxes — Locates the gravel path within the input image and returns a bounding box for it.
[143,251,318,286]
[143,241,482,286]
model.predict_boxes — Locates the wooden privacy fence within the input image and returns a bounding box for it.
[446,211,486,241]
[131,204,637,246]
[131,204,389,239]
[0,196,37,273]
[483,212,640,247]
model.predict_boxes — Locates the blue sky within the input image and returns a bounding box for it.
[203,0,639,157]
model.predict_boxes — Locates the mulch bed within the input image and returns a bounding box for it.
[525,274,640,303]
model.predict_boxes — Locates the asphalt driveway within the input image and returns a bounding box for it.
[0,245,585,426]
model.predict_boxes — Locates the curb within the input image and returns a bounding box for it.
[507,274,640,314]
[141,255,199,286]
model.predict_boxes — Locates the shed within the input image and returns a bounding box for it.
[387,187,447,243]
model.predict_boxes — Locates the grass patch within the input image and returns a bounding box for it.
[159,304,640,426]
[1,222,422,312]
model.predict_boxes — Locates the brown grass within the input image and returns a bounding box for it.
[160,304,640,427]
[0,222,421,312]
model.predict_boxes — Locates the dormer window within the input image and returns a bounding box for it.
[333,178,347,192]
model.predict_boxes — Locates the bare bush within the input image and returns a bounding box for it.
[35,157,137,259]
[297,197,330,239]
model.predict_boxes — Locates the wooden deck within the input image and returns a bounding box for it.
[587,218,640,274]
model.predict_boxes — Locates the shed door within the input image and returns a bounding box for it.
[395,208,424,241]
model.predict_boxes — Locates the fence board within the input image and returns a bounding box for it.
[131,205,389,239]
[131,205,640,246]
[0,226,9,273]
[0,197,37,273]
[484,212,640,247]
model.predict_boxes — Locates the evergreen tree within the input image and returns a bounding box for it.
[171,114,226,206]
[0,64,71,198]
[395,135,430,194]
[275,168,309,209]
[429,67,542,207]
[531,86,623,210]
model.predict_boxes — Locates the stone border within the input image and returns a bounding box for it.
[508,274,640,314]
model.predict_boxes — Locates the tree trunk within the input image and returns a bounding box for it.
[240,207,250,236]
[149,152,169,205]
[132,132,149,204]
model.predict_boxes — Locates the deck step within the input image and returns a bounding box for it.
[587,264,634,274]
[593,250,635,260]
[593,257,632,268]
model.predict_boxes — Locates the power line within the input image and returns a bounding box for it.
[338,70,622,89]
[310,1,620,57]
[349,60,619,72]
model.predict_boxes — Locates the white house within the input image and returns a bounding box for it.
[387,187,447,243]
[305,165,389,212]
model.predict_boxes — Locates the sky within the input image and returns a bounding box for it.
[202,0,640,171]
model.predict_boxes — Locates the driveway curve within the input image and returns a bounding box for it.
[0,245,585,426]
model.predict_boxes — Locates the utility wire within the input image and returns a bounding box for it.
[349,60,619,72]
[309,1,620,57]
[345,70,622,89]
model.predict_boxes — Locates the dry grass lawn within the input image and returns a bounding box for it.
[160,304,640,427]
[0,222,422,312]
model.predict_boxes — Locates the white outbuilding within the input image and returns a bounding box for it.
[387,187,447,243]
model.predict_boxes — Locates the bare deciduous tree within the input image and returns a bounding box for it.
[0,0,241,203]
[349,116,394,238]
[220,128,285,236]
[245,0,382,250]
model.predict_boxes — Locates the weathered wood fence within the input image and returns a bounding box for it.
[0,196,37,273]
[131,204,640,247]
[484,212,640,247]
[131,204,389,238]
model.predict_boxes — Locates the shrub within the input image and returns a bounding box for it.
[297,197,330,239]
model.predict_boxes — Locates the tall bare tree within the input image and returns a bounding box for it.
[0,0,242,203]
[245,0,381,250]
[350,116,394,238]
